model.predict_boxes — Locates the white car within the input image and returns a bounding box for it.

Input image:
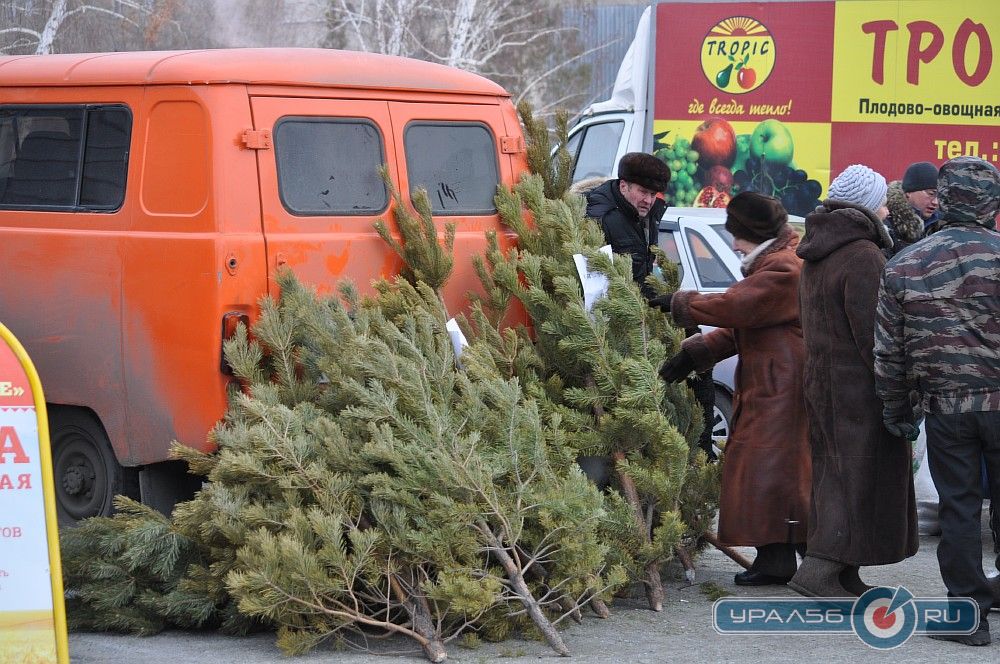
[657,207,805,445]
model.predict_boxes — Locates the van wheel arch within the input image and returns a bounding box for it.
[48,406,138,527]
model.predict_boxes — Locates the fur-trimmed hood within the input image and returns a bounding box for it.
[884,180,925,244]
[796,200,892,262]
[570,175,610,198]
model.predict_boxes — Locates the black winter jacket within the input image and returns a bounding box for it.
[585,179,666,299]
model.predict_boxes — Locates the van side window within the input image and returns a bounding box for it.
[274,118,388,216]
[404,123,499,215]
[0,105,130,210]
[571,121,624,183]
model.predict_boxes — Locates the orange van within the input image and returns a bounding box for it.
[0,48,528,524]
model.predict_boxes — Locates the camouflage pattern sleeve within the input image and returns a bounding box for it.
[874,269,911,405]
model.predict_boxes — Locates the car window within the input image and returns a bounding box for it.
[572,121,624,183]
[565,128,583,162]
[0,104,131,211]
[275,117,387,215]
[709,223,733,247]
[658,230,684,282]
[404,122,499,215]
[686,228,737,288]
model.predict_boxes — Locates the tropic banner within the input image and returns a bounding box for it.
[651,0,1000,217]
[0,323,68,664]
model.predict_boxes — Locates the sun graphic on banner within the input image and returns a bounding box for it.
[709,17,770,37]
[700,16,776,94]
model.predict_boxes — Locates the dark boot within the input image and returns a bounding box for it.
[734,570,791,586]
[839,566,874,597]
[788,556,849,598]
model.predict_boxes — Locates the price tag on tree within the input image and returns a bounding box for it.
[0,323,69,663]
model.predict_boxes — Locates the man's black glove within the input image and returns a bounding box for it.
[659,349,695,383]
[882,400,921,441]
[648,293,673,313]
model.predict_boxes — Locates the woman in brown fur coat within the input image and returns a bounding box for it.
[790,165,918,598]
[657,192,811,586]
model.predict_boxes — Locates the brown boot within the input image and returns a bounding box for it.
[788,556,850,598]
[839,566,874,597]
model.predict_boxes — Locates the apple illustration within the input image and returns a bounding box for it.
[691,117,736,168]
[749,119,794,166]
[737,67,756,89]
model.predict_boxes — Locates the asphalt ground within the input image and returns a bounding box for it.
[67,512,998,663]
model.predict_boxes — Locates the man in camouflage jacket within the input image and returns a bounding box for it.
[874,156,1000,646]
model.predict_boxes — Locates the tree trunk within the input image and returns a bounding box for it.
[675,545,696,583]
[558,596,583,624]
[36,0,68,54]
[479,521,570,656]
[612,450,664,611]
[586,372,664,612]
[388,572,448,662]
[589,596,610,618]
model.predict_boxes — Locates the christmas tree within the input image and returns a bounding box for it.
[60,105,720,659]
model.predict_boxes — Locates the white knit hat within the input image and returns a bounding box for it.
[827,164,888,213]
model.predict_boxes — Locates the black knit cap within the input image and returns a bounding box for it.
[901,161,938,193]
[725,191,788,243]
[618,152,671,192]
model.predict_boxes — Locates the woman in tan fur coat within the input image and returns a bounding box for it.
[657,192,810,587]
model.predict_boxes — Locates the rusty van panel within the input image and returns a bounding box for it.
[122,85,266,463]
[0,226,127,455]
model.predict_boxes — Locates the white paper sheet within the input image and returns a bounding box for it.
[573,245,614,312]
[446,317,469,366]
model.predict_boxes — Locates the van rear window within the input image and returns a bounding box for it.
[0,105,130,211]
[404,123,499,215]
[274,118,388,216]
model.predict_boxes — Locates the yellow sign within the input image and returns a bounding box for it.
[0,323,68,664]
[833,0,1000,125]
[701,16,777,94]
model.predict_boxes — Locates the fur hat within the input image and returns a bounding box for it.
[617,152,671,192]
[901,161,938,193]
[725,191,788,243]
[827,164,888,213]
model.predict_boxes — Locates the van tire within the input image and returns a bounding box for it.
[49,407,136,527]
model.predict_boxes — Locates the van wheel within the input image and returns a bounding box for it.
[712,387,733,455]
[50,408,133,527]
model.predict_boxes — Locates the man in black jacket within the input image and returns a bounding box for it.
[584,152,670,299]
[583,153,718,461]
[883,160,940,259]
